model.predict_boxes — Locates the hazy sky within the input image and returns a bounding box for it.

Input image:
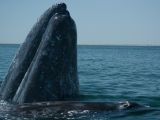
[0,0,160,45]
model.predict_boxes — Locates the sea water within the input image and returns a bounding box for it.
[0,44,160,119]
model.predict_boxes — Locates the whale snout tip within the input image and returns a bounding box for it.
[55,3,67,12]
[53,3,70,17]
[58,3,67,9]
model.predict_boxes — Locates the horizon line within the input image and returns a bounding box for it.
[0,43,160,47]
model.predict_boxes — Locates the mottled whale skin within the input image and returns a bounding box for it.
[16,101,142,111]
[0,3,79,103]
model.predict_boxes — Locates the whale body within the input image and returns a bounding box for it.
[0,3,146,116]
[0,3,79,103]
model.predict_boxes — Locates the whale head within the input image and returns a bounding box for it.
[11,3,79,103]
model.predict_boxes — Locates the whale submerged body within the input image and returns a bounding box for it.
[0,3,143,113]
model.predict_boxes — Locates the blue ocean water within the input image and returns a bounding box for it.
[0,44,160,119]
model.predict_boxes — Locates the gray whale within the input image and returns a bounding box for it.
[0,3,145,113]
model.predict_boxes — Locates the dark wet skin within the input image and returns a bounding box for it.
[0,3,79,104]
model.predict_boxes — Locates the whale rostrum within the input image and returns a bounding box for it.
[0,3,79,103]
